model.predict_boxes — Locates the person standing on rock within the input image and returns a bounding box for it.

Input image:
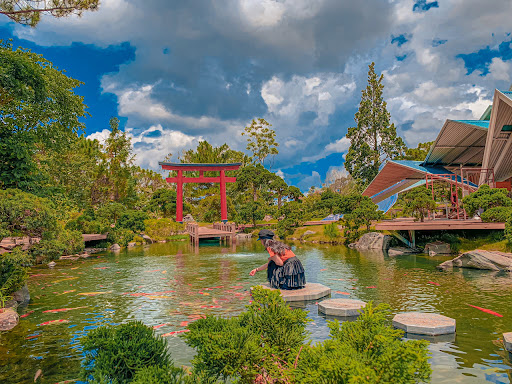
[249,229,306,290]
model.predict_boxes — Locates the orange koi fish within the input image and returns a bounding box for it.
[162,329,190,337]
[468,304,503,317]
[427,281,440,286]
[335,291,350,295]
[20,310,34,318]
[59,290,76,295]
[37,319,70,326]
[78,291,112,296]
[43,306,88,313]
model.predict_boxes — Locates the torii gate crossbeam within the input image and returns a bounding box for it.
[159,162,242,223]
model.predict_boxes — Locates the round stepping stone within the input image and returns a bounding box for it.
[504,332,512,352]
[255,283,331,302]
[393,312,456,336]
[318,299,366,317]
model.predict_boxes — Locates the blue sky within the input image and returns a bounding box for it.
[2,0,512,191]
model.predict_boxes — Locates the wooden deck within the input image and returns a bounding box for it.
[82,234,108,242]
[375,219,505,231]
[186,222,237,244]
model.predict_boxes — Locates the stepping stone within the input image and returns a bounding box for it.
[504,332,512,352]
[318,299,366,317]
[255,283,331,302]
[393,312,456,336]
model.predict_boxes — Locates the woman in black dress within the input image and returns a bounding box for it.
[249,229,305,290]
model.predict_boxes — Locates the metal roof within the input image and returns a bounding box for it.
[423,120,488,166]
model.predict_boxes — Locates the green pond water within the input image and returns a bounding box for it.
[1,241,512,383]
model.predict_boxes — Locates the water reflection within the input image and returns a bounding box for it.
[0,241,511,383]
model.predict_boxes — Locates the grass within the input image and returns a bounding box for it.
[458,237,512,253]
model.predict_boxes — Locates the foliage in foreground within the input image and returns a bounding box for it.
[0,248,31,306]
[80,289,431,384]
[183,287,431,384]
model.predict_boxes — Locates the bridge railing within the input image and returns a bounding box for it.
[186,222,199,236]
[213,222,236,233]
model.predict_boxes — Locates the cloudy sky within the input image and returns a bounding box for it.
[2,0,512,190]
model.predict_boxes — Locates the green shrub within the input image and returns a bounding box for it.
[0,248,31,306]
[323,222,340,240]
[144,219,184,242]
[293,303,431,383]
[403,187,436,222]
[66,215,106,234]
[30,227,84,262]
[480,206,512,223]
[183,286,310,383]
[107,228,135,247]
[81,321,173,383]
[118,210,149,232]
[462,184,512,217]
[0,188,58,238]
[342,196,382,243]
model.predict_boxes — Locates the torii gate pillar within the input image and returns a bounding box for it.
[159,162,242,223]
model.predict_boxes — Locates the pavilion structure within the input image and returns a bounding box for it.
[364,89,512,216]
[159,162,242,223]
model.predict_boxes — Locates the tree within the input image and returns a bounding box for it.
[398,141,433,161]
[237,201,265,227]
[0,0,99,27]
[285,186,303,202]
[268,173,288,208]
[342,196,383,243]
[242,118,279,167]
[234,164,272,202]
[147,188,177,218]
[403,187,436,222]
[0,42,87,191]
[323,170,357,195]
[345,62,406,189]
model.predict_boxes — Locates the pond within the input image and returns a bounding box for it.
[1,240,511,383]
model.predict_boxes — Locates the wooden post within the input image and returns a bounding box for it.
[176,170,184,223]
[220,170,227,223]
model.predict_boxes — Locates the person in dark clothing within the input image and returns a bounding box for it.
[249,229,305,290]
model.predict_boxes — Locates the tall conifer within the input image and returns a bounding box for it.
[345,62,405,189]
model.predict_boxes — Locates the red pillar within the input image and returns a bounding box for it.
[176,170,184,223]
[220,170,227,223]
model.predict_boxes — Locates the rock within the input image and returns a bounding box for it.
[348,242,357,249]
[437,250,512,271]
[12,284,30,304]
[47,261,56,268]
[183,214,195,222]
[80,252,91,258]
[0,308,19,331]
[353,232,391,251]
[301,230,316,238]
[59,255,79,261]
[127,242,137,248]
[425,241,451,255]
[263,215,273,222]
[388,247,418,256]
[504,332,512,352]
[142,234,154,244]
[110,243,121,251]
[236,233,252,239]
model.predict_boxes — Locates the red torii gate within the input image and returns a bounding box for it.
[159,162,242,223]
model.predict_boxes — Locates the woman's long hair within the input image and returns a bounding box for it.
[262,239,291,256]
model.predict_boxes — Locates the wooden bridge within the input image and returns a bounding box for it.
[186,222,237,244]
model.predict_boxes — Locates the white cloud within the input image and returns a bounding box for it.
[261,73,356,126]
[86,129,111,144]
[489,58,511,82]
[324,137,350,153]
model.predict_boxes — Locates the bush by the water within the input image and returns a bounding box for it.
[403,187,436,222]
[323,222,340,240]
[462,184,512,217]
[144,218,184,242]
[81,321,175,383]
[0,248,31,306]
[480,206,512,223]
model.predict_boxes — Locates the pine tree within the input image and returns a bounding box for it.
[345,62,405,190]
